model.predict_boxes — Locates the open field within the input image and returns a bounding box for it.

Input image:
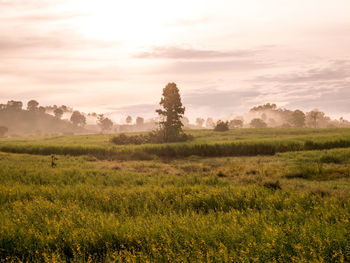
[0,129,350,262]
[1,128,350,160]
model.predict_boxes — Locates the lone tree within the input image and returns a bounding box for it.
[70,111,86,127]
[156,82,185,142]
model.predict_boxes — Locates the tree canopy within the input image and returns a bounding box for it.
[27,100,39,112]
[156,82,185,142]
[70,111,86,127]
[97,114,113,132]
[214,121,229,132]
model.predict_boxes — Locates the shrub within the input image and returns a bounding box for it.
[111,131,193,145]
[111,133,149,145]
[214,121,229,132]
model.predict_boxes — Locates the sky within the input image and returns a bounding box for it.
[1,0,350,122]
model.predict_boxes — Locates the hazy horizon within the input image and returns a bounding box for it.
[1,0,350,121]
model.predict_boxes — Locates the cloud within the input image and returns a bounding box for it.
[248,60,350,116]
[156,59,270,74]
[0,0,56,8]
[183,88,260,109]
[134,46,260,59]
[102,88,262,120]
[255,60,350,83]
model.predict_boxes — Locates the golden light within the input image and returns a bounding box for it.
[71,0,205,46]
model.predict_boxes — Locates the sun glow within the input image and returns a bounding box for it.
[72,0,204,46]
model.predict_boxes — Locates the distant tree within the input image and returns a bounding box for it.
[181,116,190,127]
[7,100,23,111]
[136,116,144,126]
[38,106,46,114]
[156,82,185,142]
[250,103,277,112]
[290,109,305,127]
[229,119,243,128]
[205,118,215,128]
[60,105,68,112]
[27,100,39,112]
[54,108,64,119]
[214,120,229,131]
[306,110,325,128]
[88,112,97,117]
[0,126,8,137]
[70,111,86,127]
[250,118,267,128]
[195,117,205,128]
[126,115,132,124]
[97,114,113,132]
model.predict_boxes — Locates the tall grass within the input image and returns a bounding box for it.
[0,153,349,262]
[1,136,350,160]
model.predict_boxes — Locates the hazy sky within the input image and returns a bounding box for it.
[1,0,350,121]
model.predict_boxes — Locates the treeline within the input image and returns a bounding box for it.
[0,100,159,137]
[0,100,86,137]
[1,99,349,138]
[194,103,350,130]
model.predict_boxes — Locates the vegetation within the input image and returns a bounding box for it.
[229,119,244,128]
[250,118,267,128]
[214,121,229,132]
[156,83,186,142]
[70,111,86,127]
[1,98,350,137]
[0,138,349,262]
[0,101,85,136]
[97,114,114,132]
[1,128,350,160]
[54,108,64,119]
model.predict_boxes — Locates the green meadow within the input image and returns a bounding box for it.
[1,128,350,160]
[0,128,349,262]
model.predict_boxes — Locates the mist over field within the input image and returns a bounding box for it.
[1,1,350,262]
[0,0,350,121]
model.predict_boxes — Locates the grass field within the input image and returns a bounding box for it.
[0,128,350,262]
[1,128,350,160]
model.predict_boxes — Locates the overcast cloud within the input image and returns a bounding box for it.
[0,0,350,121]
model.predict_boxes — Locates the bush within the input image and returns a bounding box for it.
[214,121,229,132]
[111,133,149,145]
[111,131,193,145]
